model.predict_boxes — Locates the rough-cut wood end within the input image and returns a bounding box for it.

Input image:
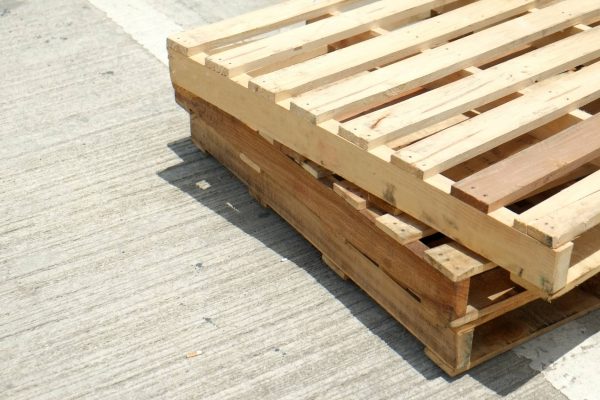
[167,33,199,56]
[424,243,495,282]
[337,125,371,149]
[450,184,494,213]
[302,160,332,179]
[204,56,232,77]
[374,213,434,245]
[333,181,367,210]
[289,101,320,124]
[390,152,427,178]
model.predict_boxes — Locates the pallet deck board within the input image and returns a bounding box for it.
[515,170,600,247]
[375,213,435,246]
[342,24,600,149]
[169,0,600,297]
[168,0,362,56]
[424,243,495,283]
[377,27,600,157]
[391,59,600,178]
[290,0,600,124]
[249,0,536,102]
[452,113,600,212]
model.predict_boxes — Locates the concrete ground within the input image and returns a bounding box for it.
[1,0,598,399]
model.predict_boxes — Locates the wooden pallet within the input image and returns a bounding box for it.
[168,0,600,296]
[173,87,600,376]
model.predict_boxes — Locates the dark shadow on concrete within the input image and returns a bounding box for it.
[158,136,598,396]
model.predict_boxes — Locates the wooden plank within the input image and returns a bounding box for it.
[333,180,367,210]
[390,62,600,179]
[515,170,600,248]
[451,113,600,212]
[424,243,496,282]
[205,0,451,77]
[347,26,600,149]
[544,224,600,299]
[451,291,539,330]
[250,0,537,101]
[291,0,600,124]
[374,213,435,245]
[170,52,571,294]
[167,0,360,55]
[302,160,332,179]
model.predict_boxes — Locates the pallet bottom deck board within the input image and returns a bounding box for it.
[174,87,600,376]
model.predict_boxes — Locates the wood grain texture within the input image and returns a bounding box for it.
[452,113,600,212]
[515,170,600,247]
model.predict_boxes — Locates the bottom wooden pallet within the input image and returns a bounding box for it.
[174,87,600,376]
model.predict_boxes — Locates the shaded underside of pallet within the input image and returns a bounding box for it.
[168,0,600,295]
[174,88,600,376]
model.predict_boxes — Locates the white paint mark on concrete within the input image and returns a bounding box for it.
[514,320,600,400]
[87,0,182,65]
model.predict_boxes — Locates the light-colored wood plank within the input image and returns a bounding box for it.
[348,26,600,149]
[374,213,435,245]
[333,180,367,210]
[390,62,600,178]
[291,0,600,124]
[424,243,496,282]
[250,0,536,101]
[515,170,600,248]
[451,113,600,212]
[386,114,469,150]
[302,160,332,179]
[168,0,360,55]
[545,224,600,298]
[205,0,451,77]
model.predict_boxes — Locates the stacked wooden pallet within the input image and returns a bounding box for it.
[168,0,600,374]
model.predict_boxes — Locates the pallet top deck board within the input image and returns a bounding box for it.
[391,58,600,178]
[168,0,361,56]
[169,0,600,295]
[516,170,600,247]
[290,0,600,124]
[249,0,536,101]
[204,0,451,77]
[451,113,600,213]
[361,26,600,152]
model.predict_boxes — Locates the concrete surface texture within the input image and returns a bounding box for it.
[0,0,598,399]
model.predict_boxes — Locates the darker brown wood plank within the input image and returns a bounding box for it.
[451,113,600,212]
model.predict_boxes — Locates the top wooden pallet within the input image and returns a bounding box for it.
[168,0,600,296]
